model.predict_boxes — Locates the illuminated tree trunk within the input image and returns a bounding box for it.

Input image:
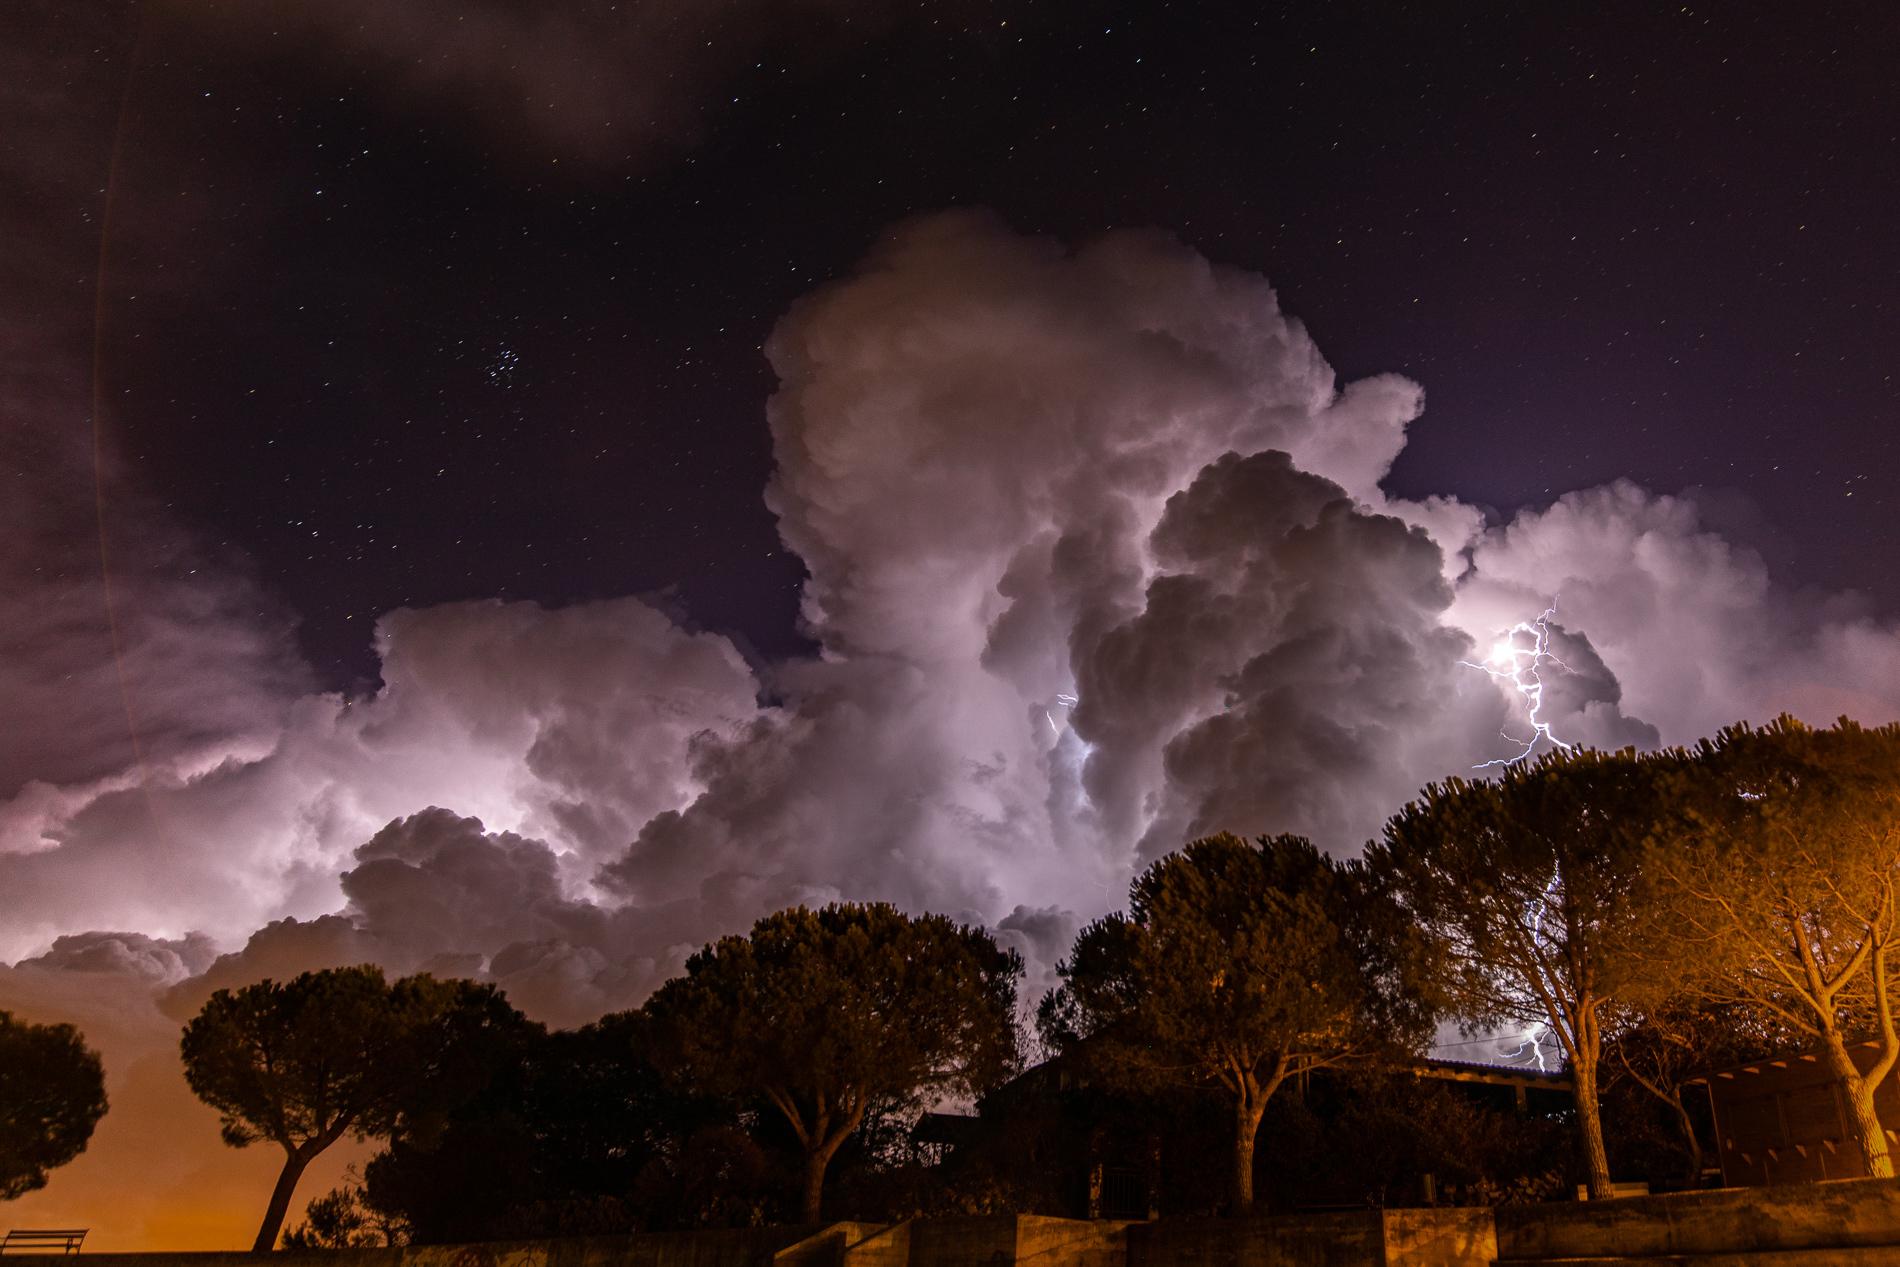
[1823,1030,1895,1178]
[1230,1063,1280,1215]
[800,1144,833,1226]
[793,1101,862,1226]
[1232,1097,1266,1215]
[253,1145,313,1253]
[1571,1051,1614,1199]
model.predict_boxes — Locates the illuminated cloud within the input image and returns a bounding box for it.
[0,596,759,963]
[1453,480,1900,740]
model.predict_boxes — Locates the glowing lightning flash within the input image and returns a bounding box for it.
[1462,605,1574,769]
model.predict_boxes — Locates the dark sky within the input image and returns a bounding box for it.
[32,0,1900,686]
[9,6,1900,1236]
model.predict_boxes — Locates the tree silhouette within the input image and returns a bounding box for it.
[358,1009,704,1241]
[282,1169,407,1249]
[647,903,1022,1224]
[181,966,516,1251]
[1042,833,1427,1214]
[0,1010,108,1200]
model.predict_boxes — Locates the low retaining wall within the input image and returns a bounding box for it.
[59,1182,1900,1267]
[72,1229,823,1267]
[1125,1209,1493,1267]
[1010,1216,1130,1267]
[1127,1212,1383,1267]
[1494,1176,1900,1259]
[1378,1209,1495,1267]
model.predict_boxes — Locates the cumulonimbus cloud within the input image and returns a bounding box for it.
[5,211,1900,1245]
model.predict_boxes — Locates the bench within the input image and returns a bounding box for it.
[0,1231,87,1254]
[1572,1181,1652,1201]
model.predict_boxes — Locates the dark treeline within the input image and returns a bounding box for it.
[5,716,1898,1249]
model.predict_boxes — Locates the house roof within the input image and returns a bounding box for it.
[1404,1056,1575,1093]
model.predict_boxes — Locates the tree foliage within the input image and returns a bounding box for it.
[1258,1071,1574,1209]
[1368,747,1672,1198]
[646,902,1023,1224]
[1641,715,1900,1178]
[1041,833,1427,1213]
[360,1008,725,1241]
[282,1169,408,1249]
[0,1011,108,1201]
[181,966,523,1251]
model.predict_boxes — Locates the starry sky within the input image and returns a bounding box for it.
[38,0,1897,688]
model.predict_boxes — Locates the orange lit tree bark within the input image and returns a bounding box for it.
[1040,834,1432,1215]
[1368,749,1671,1200]
[1644,717,1900,1180]
[646,903,1023,1225]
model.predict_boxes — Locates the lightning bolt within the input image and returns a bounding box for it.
[1462,604,1573,769]
[1496,1023,1559,1072]
[1459,610,1574,1070]
[1043,693,1080,739]
[1492,867,1564,1070]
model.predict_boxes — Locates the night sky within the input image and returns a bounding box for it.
[37,0,1898,685]
[5,1,1900,1247]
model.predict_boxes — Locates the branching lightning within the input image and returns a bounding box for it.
[1460,607,1572,1069]
[1493,867,1564,1071]
[1462,604,1573,769]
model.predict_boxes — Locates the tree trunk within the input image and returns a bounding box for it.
[1666,1089,1703,1184]
[1231,1094,1267,1216]
[800,1139,838,1225]
[1571,1052,1614,1199]
[1823,1029,1896,1178]
[252,1146,312,1253]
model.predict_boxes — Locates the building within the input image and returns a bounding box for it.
[913,1055,1574,1218]
[1688,1039,1900,1186]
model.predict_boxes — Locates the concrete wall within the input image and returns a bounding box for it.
[903,1215,1017,1267]
[832,1221,908,1267]
[1494,1176,1900,1259]
[1013,1216,1129,1267]
[1378,1208,1495,1267]
[775,1223,891,1267]
[1126,1212,1384,1267]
